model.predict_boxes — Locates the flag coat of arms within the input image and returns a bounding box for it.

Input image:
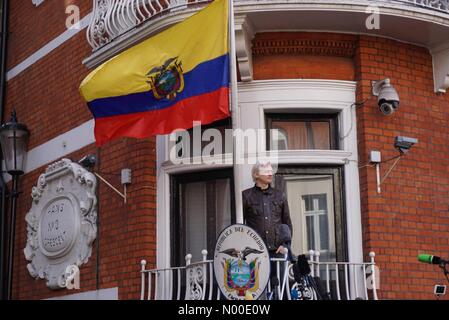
[80,0,229,146]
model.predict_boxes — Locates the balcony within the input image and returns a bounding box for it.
[87,0,449,51]
[85,0,449,92]
[139,250,379,300]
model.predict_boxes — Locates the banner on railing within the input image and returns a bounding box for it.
[213,224,270,300]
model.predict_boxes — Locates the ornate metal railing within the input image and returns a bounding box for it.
[140,249,379,300]
[406,0,449,12]
[87,0,449,51]
[86,0,210,50]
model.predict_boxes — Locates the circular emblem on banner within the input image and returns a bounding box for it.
[213,224,270,300]
[146,57,184,100]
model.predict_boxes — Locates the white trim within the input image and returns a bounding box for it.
[3,120,95,182]
[45,287,118,300]
[156,80,364,281]
[156,136,170,271]
[431,41,449,93]
[85,0,449,66]
[6,14,92,81]
[234,1,449,24]
[240,80,364,299]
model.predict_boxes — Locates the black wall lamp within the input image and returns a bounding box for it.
[0,111,29,300]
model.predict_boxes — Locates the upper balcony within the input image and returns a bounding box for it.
[84,0,449,92]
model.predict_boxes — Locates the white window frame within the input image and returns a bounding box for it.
[156,79,363,298]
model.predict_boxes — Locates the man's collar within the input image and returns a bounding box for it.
[254,184,273,193]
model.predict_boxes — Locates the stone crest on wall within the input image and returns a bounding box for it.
[23,158,97,289]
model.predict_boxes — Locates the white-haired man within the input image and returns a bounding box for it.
[242,161,293,298]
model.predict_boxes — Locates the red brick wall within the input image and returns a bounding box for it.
[253,32,449,299]
[8,0,92,69]
[254,55,355,81]
[5,31,93,149]
[355,35,449,300]
[6,4,449,299]
[10,138,157,300]
[6,1,157,300]
[6,0,93,149]
[253,32,356,81]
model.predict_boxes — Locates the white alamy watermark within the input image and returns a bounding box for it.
[32,0,45,7]
[168,121,282,169]
[365,5,381,30]
[66,5,81,30]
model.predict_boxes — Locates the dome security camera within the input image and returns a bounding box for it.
[372,79,400,115]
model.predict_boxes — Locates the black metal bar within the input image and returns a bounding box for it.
[6,175,18,300]
[96,148,100,290]
[0,175,6,301]
[0,0,10,301]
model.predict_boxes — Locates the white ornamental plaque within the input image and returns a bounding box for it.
[24,158,97,289]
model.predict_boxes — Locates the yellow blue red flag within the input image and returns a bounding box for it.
[80,0,229,146]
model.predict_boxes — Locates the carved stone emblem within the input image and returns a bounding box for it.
[213,224,270,300]
[24,158,97,289]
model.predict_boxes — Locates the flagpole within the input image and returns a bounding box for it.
[229,0,243,224]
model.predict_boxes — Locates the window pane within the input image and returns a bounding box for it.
[271,121,307,149]
[184,182,207,261]
[317,194,327,210]
[319,214,329,250]
[310,122,330,149]
[270,128,289,150]
[181,178,231,261]
[303,195,313,211]
[306,216,315,251]
[267,115,336,150]
[283,175,336,260]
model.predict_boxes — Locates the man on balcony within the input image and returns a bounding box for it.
[242,161,293,298]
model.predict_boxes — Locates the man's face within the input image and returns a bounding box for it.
[256,165,273,185]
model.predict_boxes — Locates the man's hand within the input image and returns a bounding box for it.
[276,245,287,255]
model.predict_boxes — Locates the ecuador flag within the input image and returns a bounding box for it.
[80,0,230,146]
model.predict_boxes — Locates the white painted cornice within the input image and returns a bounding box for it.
[234,0,449,23]
[268,150,353,165]
[238,79,357,104]
[84,0,449,68]
[235,14,256,82]
[238,79,357,92]
[430,42,449,93]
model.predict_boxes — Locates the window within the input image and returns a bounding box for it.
[273,167,346,263]
[171,170,235,265]
[303,193,331,253]
[266,113,339,150]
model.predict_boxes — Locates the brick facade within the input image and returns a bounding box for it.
[8,0,91,70]
[355,36,449,300]
[6,1,157,300]
[4,2,449,300]
[253,32,449,299]
[9,138,157,300]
